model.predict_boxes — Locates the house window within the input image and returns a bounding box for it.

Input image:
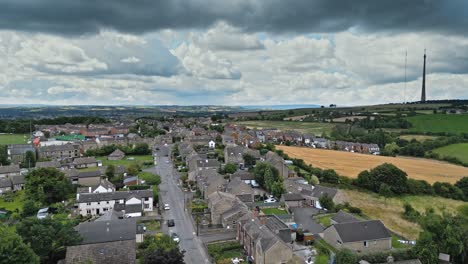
[86,210,91,214]
[86,202,91,205]
[145,197,149,201]
[103,208,108,211]
[364,241,368,247]
[144,204,150,209]
[106,201,109,204]
[97,202,100,205]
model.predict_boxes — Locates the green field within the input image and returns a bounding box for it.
[433,143,468,163]
[407,114,468,134]
[235,121,334,136]
[97,155,153,168]
[0,134,28,145]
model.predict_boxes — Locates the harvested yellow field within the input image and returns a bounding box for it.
[278,146,468,184]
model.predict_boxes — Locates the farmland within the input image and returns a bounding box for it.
[0,134,28,145]
[407,114,468,134]
[278,146,468,184]
[399,134,438,142]
[234,120,334,135]
[344,189,468,239]
[433,143,468,164]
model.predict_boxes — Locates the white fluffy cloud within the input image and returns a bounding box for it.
[1,22,468,106]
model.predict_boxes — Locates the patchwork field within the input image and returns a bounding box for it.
[344,190,468,239]
[433,143,468,164]
[0,134,28,145]
[234,120,334,135]
[407,114,468,134]
[399,134,438,142]
[278,146,468,184]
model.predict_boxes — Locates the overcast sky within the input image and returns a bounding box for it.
[1,0,468,106]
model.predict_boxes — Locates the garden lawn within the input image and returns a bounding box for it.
[315,214,333,227]
[207,241,244,264]
[433,143,468,164]
[0,134,28,145]
[314,254,329,264]
[261,208,289,215]
[0,191,25,212]
[97,155,153,168]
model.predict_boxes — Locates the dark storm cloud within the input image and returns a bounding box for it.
[0,0,467,35]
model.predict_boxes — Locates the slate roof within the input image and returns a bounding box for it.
[108,149,125,158]
[197,159,220,168]
[8,144,35,155]
[75,218,136,244]
[0,164,20,174]
[10,175,25,185]
[35,161,61,168]
[73,157,97,165]
[282,193,305,201]
[78,170,102,178]
[331,210,360,224]
[0,178,12,188]
[124,204,143,214]
[77,190,152,203]
[232,171,255,180]
[333,220,391,243]
[310,185,338,199]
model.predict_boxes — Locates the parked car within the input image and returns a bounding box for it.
[264,198,277,203]
[164,204,170,210]
[250,180,260,188]
[171,233,180,243]
[36,208,49,219]
[167,219,175,227]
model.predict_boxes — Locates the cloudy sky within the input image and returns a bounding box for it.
[1,0,468,106]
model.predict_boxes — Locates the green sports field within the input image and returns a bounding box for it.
[0,134,28,145]
[407,114,468,134]
[433,143,468,163]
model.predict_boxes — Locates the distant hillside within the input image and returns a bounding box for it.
[240,104,320,110]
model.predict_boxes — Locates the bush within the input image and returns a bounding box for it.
[348,206,362,215]
[402,203,420,222]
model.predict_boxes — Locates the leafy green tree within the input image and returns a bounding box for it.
[0,145,11,166]
[378,183,393,202]
[22,199,41,217]
[134,143,151,155]
[321,169,340,184]
[356,163,408,194]
[105,164,115,178]
[127,163,140,176]
[319,194,335,211]
[17,217,81,263]
[139,234,185,264]
[242,153,256,167]
[223,163,237,174]
[335,248,357,264]
[309,175,320,185]
[22,151,36,168]
[0,225,39,264]
[270,181,285,198]
[253,162,269,186]
[455,177,468,198]
[25,168,74,205]
[413,232,439,264]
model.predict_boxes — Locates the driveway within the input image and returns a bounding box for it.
[290,207,324,234]
[147,148,211,264]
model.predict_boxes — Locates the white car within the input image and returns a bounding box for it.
[264,198,277,203]
[171,233,180,243]
[36,208,49,219]
[164,204,170,210]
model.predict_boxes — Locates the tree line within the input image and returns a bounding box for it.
[0,116,109,133]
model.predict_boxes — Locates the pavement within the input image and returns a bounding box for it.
[147,148,212,264]
[290,207,324,234]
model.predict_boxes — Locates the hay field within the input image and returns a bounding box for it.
[278,146,468,184]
